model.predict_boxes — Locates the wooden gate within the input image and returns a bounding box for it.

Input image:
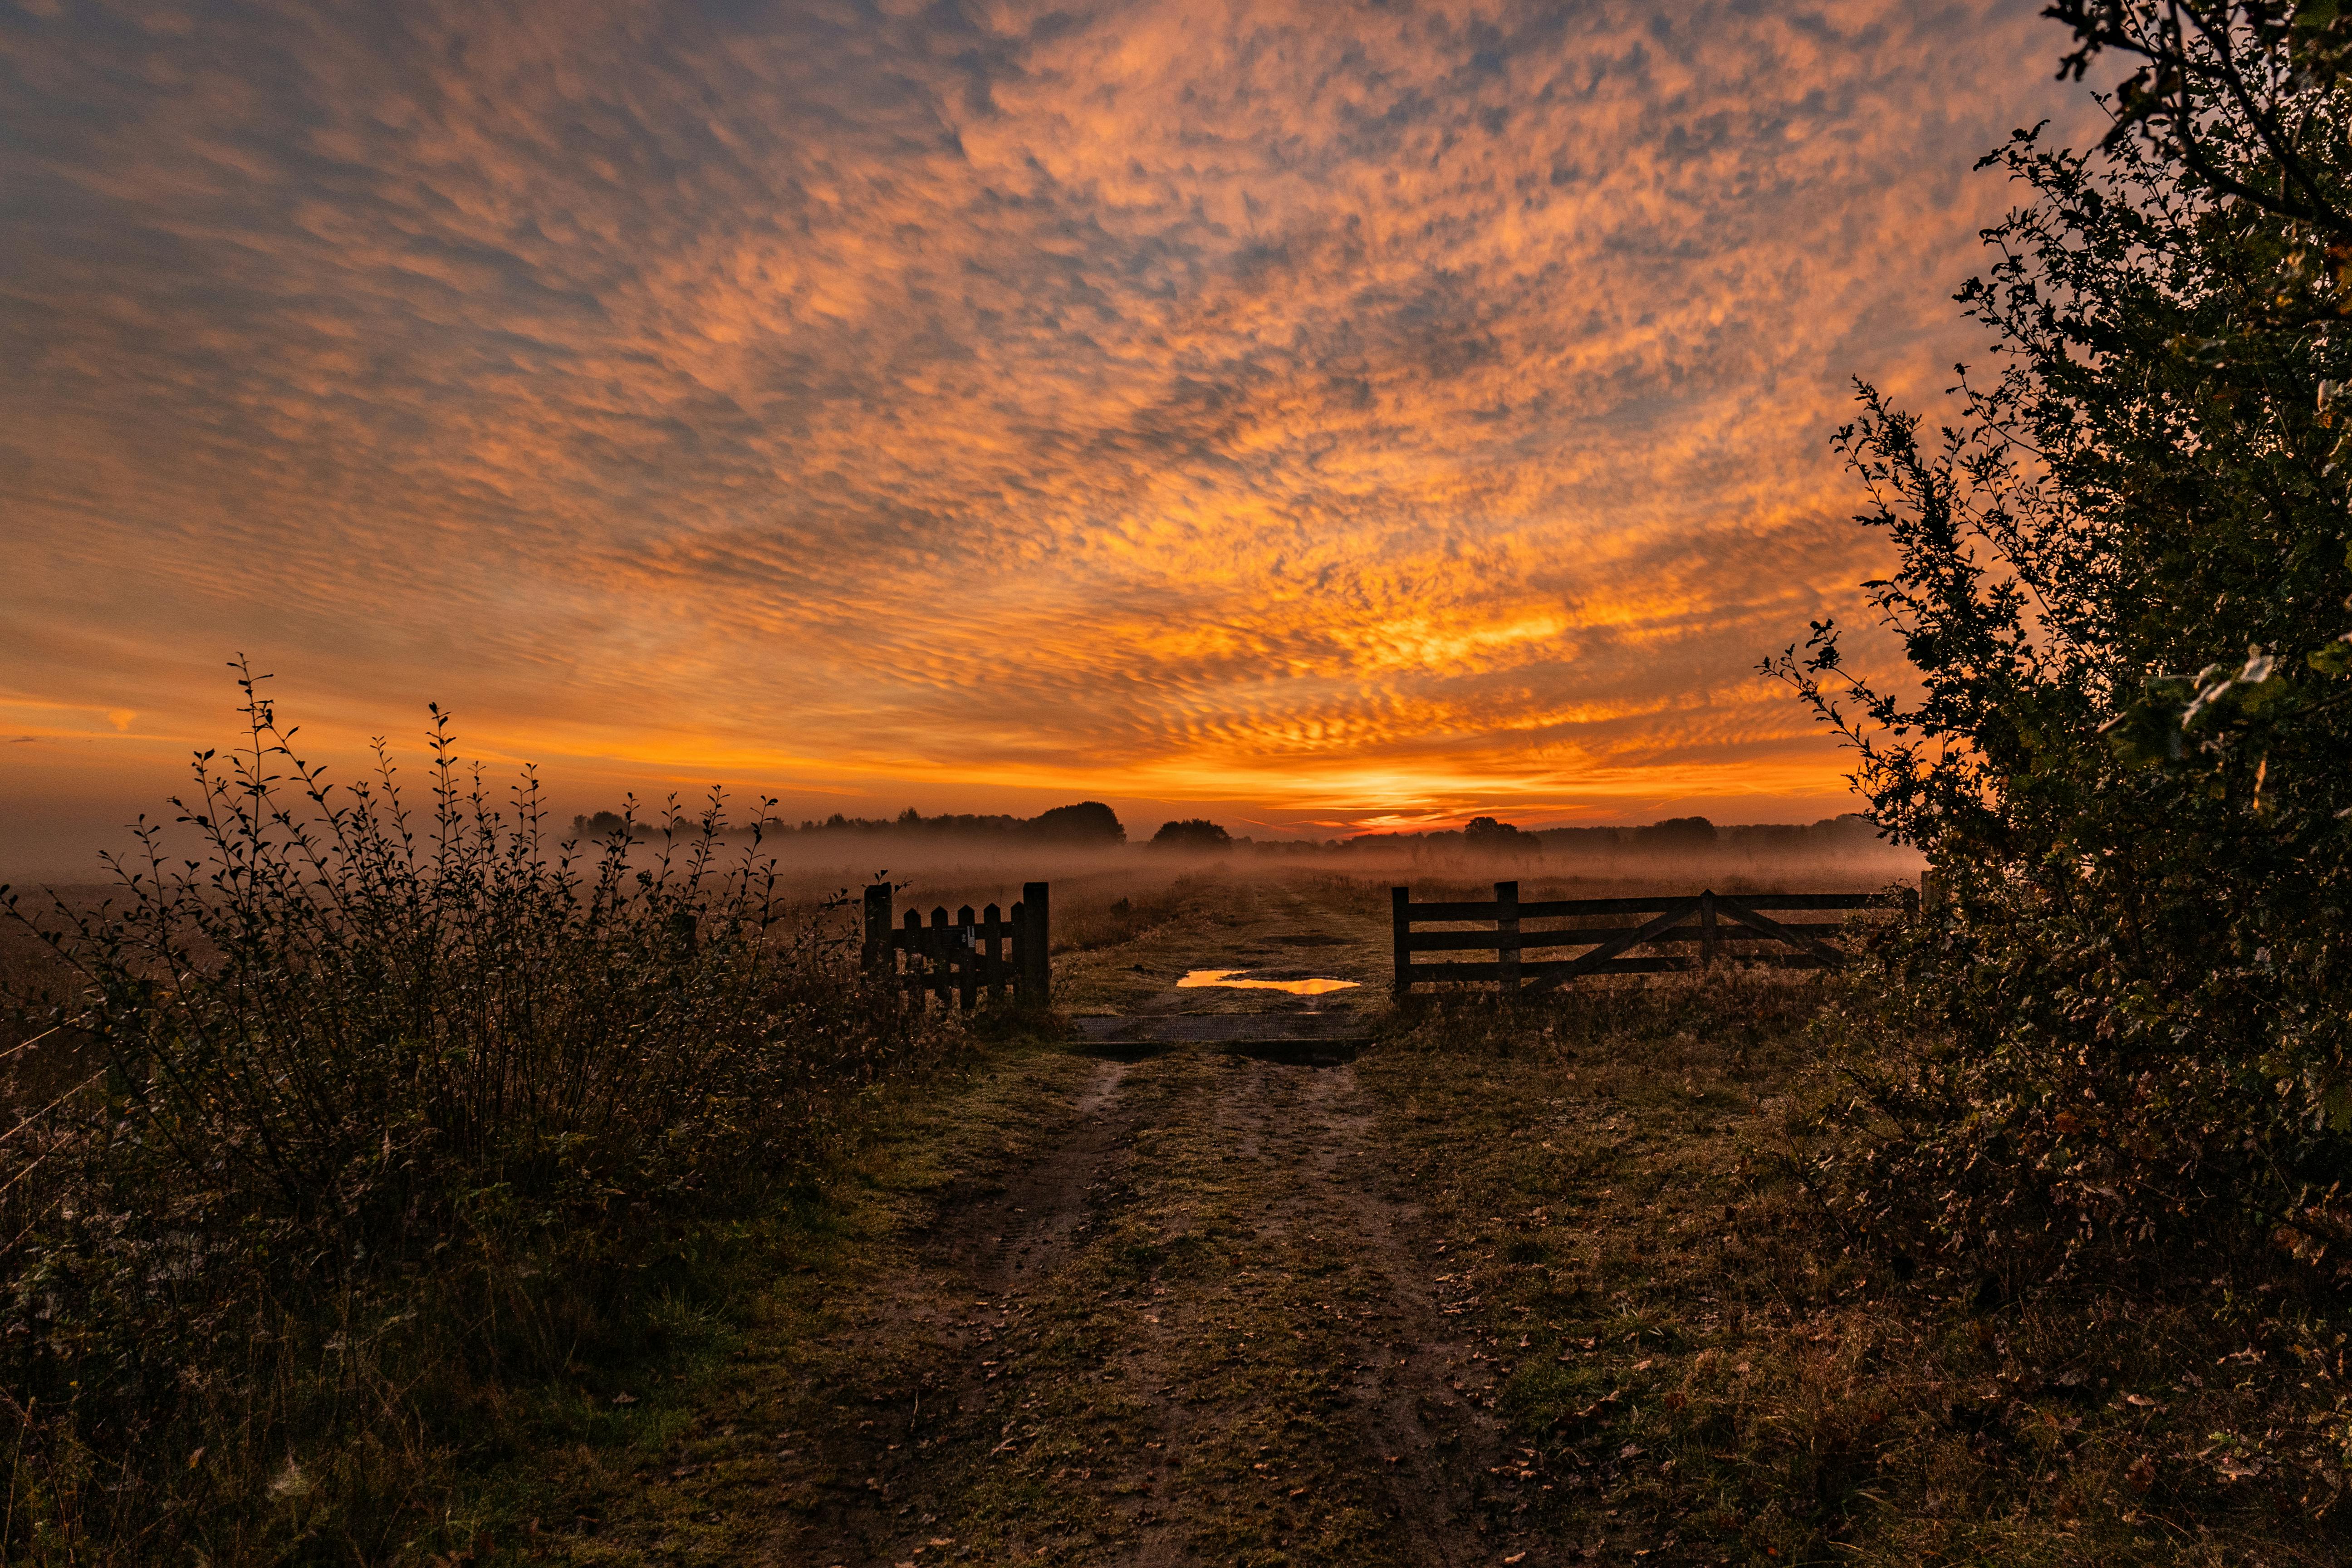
[1390,882,1912,995]
[862,881,1050,1009]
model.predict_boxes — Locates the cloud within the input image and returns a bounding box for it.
[0,0,2100,847]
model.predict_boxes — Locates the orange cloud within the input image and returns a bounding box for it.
[0,0,2102,870]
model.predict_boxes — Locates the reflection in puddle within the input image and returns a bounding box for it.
[1176,969,1361,996]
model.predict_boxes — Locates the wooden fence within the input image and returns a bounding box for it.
[1391,882,1913,995]
[863,881,1050,1009]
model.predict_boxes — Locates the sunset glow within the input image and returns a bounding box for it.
[0,1,2098,873]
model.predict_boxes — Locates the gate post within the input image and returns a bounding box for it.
[1022,881,1051,1006]
[1700,889,1719,968]
[863,884,892,980]
[1495,880,1521,993]
[1391,886,1411,998]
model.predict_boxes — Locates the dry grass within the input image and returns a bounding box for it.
[1362,977,2352,1563]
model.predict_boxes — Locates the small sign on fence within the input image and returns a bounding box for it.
[1391,882,1913,995]
[862,881,1050,1009]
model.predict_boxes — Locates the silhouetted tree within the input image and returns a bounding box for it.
[1149,818,1232,852]
[1028,801,1126,843]
[1461,816,1542,857]
[1634,816,1717,848]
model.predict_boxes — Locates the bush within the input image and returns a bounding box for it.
[1148,818,1232,853]
[0,666,957,1560]
[1774,10,2352,1287]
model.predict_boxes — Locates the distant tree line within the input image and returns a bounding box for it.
[572,803,1881,858]
[573,801,1128,845]
[1145,812,1883,858]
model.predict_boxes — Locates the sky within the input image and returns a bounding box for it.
[0,0,2102,877]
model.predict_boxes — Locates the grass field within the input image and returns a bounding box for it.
[413,868,2348,1567]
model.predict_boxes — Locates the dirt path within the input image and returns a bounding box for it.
[529,876,1598,1566]
[541,874,1548,1567]
[734,1047,1521,1568]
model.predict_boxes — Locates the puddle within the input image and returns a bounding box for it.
[1176,969,1360,996]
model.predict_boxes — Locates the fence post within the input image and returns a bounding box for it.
[1700,889,1719,968]
[1495,880,1520,993]
[863,884,892,980]
[1391,886,1411,998]
[1022,881,1051,1006]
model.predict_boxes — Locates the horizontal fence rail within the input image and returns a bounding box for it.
[862,880,1050,1009]
[1392,882,1913,995]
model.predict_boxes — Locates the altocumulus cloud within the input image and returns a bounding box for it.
[0,0,2095,830]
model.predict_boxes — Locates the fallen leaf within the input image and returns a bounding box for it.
[1504,1555,1529,1564]
[611,1392,637,1406]
[2124,1454,2156,1490]
[2125,1393,2159,1407]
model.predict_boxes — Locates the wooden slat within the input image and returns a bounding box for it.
[1404,956,1687,982]
[1406,922,1852,954]
[1406,927,1628,953]
[1729,892,1905,911]
[901,910,923,988]
[984,903,1005,1004]
[1399,899,1506,921]
[1400,890,1903,923]
[1524,900,1700,993]
[1515,896,1696,918]
[1022,881,1050,1006]
[1713,897,1847,967]
[1403,895,1686,921]
[956,905,979,1010]
[1403,951,1828,985]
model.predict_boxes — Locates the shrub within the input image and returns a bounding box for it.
[1773,10,2352,1285]
[0,665,956,1560]
[1148,818,1232,853]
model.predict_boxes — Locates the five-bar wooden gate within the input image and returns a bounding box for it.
[863,881,1051,1009]
[1391,882,1912,995]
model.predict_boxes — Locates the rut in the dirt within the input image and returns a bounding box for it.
[752,1046,1526,1568]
